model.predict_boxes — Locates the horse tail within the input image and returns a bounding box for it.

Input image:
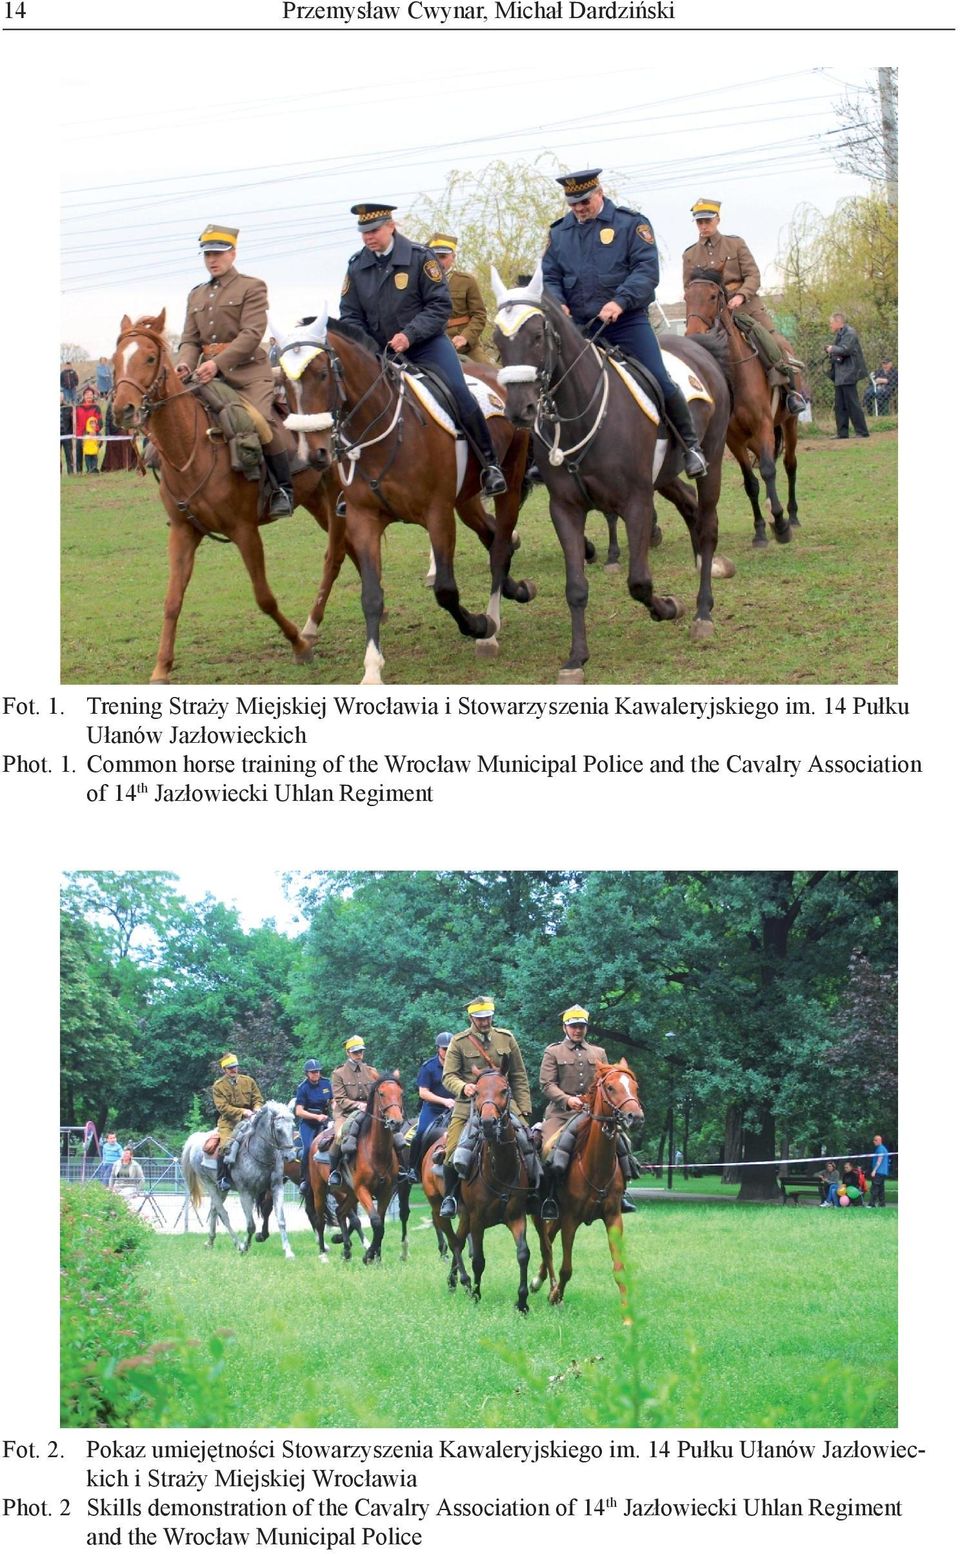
[180,1139,203,1210]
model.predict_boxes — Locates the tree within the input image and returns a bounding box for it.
[62,870,188,963]
[830,68,897,203]
[60,911,138,1134]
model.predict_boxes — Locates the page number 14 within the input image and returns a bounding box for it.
[5,3,27,15]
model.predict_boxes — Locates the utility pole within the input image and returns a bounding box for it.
[878,67,898,209]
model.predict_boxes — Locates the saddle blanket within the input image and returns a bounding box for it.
[609,354,713,483]
[403,371,506,436]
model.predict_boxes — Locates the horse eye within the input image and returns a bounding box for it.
[146,354,156,364]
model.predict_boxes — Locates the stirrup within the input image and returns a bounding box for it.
[269,486,294,518]
[682,446,708,478]
[397,1169,418,1185]
[481,464,507,496]
[439,1194,458,1218]
[327,1168,342,1187]
[335,494,346,518]
[786,392,806,416]
[540,1196,559,1221]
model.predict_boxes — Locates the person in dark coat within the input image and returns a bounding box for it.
[60,394,75,473]
[826,312,870,439]
[408,1032,455,1177]
[294,1059,333,1184]
[339,202,507,495]
[541,168,706,477]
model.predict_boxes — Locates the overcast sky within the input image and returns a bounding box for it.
[61,50,878,356]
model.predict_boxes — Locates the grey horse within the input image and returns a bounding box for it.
[181,1101,299,1259]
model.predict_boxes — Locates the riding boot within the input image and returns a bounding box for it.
[394,1138,417,1185]
[327,1142,343,1187]
[216,1155,232,1194]
[264,450,295,518]
[540,1168,560,1222]
[663,384,708,478]
[439,1164,460,1219]
[784,372,806,416]
[459,398,508,496]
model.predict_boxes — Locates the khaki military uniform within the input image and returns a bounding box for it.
[212,1071,264,1144]
[176,267,276,420]
[682,231,775,332]
[539,1036,609,1147]
[331,1059,380,1142]
[444,268,489,363]
[442,1024,532,1156]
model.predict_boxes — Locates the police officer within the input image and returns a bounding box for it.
[175,224,294,518]
[328,1036,380,1185]
[408,1032,455,1178]
[293,1058,333,1185]
[340,203,507,495]
[427,234,489,363]
[212,1052,264,1191]
[439,997,533,1218]
[682,198,806,415]
[538,1005,636,1220]
[541,169,707,477]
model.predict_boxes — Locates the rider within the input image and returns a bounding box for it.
[439,997,533,1219]
[294,1058,333,1188]
[541,168,707,478]
[537,1005,635,1221]
[327,1036,380,1186]
[408,1032,455,1180]
[212,1052,264,1192]
[427,234,490,364]
[175,223,295,518]
[682,198,806,416]
[339,202,507,496]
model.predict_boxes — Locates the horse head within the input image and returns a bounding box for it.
[474,1059,512,1143]
[275,310,337,470]
[113,310,171,429]
[260,1100,299,1161]
[370,1076,406,1135]
[491,263,554,429]
[594,1059,644,1138]
[684,267,727,336]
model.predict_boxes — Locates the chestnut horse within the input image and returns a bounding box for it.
[307,1077,411,1265]
[418,1127,452,1259]
[111,311,352,683]
[531,1060,644,1321]
[273,313,535,684]
[492,266,733,682]
[444,1063,532,1313]
[684,269,800,547]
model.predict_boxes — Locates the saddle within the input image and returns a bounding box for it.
[202,1130,221,1158]
[194,379,270,480]
[600,345,667,424]
[732,313,805,382]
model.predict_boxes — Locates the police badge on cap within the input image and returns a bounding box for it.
[557,169,602,204]
[351,202,397,232]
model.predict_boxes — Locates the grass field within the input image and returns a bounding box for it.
[90,1197,896,1430]
[60,431,896,685]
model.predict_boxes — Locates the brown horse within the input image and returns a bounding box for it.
[684,270,800,547]
[417,1125,453,1259]
[444,1062,532,1312]
[531,1060,644,1321]
[111,311,353,683]
[492,267,733,681]
[272,314,535,684]
[307,1077,410,1264]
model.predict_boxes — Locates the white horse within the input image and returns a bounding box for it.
[181,1101,299,1259]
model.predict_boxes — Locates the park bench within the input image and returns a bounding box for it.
[777,1173,825,1205]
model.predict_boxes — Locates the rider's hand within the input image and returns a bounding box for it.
[195,359,219,384]
[568,1095,584,1110]
[463,1083,477,1098]
[598,301,623,323]
[175,363,191,380]
[452,334,467,350]
[728,294,744,310]
[445,1097,455,1109]
[241,1108,253,1118]
[388,332,411,353]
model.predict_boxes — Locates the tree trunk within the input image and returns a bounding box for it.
[738,1104,780,1201]
[722,1103,742,1184]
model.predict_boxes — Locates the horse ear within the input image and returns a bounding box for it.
[155,308,166,334]
[617,1057,629,1070]
[526,261,544,302]
[490,265,508,307]
[120,314,132,334]
[268,317,287,348]
[500,1053,510,1076]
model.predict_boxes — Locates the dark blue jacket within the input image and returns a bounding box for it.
[542,197,659,327]
[339,234,452,350]
[415,1054,453,1128]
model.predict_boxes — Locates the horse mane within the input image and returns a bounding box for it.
[129,315,171,348]
[688,265,725,286]
[327,316,382,358]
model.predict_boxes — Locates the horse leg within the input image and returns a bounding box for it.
[230,522,316,663]
[151,519,201,684]
[548,492,590,682]
[531,1215,558,1296]
[210,1189,242,1253]
[272,1179,295,1260]
[604,512,620,571]
[623,486,684,624]
[469,1224,487,1302]
[549,1217,579,1307]
[658,475,722,641]
[302,499,352,643]
[604,1211,631,1323]
[397,1181,410,1264]
[237,1190,256,1255]
[758,429,791,544]
[509,1213,531,1315]
[427,505,497,642]
[728,427,768,547]
[254,1186,271,1241]
[345,510,388,684]
[357,1187,384,1264]
[783,416,800,528]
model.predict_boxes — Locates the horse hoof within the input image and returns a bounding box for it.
[300,618,319,640]
[752,535,769,549]
[150,674,171,685]
[557,667,585,685]
[475,636,500,660]
[517,1304,529,1316]
[423,575,436,588]
[530,1275,543,1293]
[622,1316,634,1328]
[319,1253,329,1264]
[690,618,715,643]
[663,596,684,621]
[360,674,383,686]
[651,525,663,548]
[789,516,801,528]
[294,638,314,665]
[773,524,792,546]
[521,579,537,602]
[604,562,620,574]
[711,556,736,579]
[285,1249,295,1260]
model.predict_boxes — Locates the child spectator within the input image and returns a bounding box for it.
[82,411,101,473]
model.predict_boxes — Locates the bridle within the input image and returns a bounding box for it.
[496,300,611,471]
[472,1075,525,1198]
[573,1068,644,1201]
[369,1080,405,1134]
[242,1105,298,1168]
[684,277,759,366]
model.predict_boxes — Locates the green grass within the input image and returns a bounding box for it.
[65,1197,896,1429]
[60,433,896,684]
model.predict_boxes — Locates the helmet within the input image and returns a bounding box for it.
[344,1036,366,1054]
[562,1005,590,1025]
[220,1052,239,1068]
[303,1059,321,1073]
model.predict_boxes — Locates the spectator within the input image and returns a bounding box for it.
[82,410,102,473]
[98,1131,123,1184]
[96,356,114,396]
[869,1134,890,1206]
[60,361,79,404]
[110,1147,145,1200]
[864,358,897,416]
[825,311,870,440]
[60,394,75,474]
[74,386,99,473]
[817,1159,840,1204]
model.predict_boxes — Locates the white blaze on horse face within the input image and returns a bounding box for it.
[121,340,139,375]
[291,382,308,464]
